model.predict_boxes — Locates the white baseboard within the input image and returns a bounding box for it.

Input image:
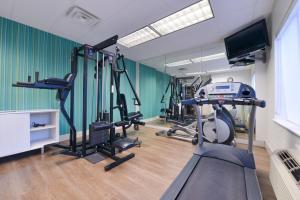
[143,116,170,131]
[145,124,169,131]
[59,115,160,141]
[59,126,125,142]
[235,138,265,147]
[144,122,266,148]
[59,130,86,141]
[265,142,273,155]
[61,118,267,149]
[142,116,159,122]
[295,144,300,151]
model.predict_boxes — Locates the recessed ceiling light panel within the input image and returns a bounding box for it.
[191,52,226,63]
[186,72,206,76]
[165,59,192,67]
[118,0,214,48]
[118,27,159,48]
[185,65,249,76]
[201,52,226,62]
[190,57,202,63]
[150,0,214,35]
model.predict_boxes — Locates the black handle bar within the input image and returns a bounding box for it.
[182,98,266,108]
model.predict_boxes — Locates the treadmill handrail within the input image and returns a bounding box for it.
[182,97,266,108]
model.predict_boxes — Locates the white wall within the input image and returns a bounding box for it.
[266,0,300,152]
[211,68,268,142]
[253,61,268,141]
[211,69,252,85]
[201,69,252,129]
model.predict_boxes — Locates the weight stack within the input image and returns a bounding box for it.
[89,121,111,146]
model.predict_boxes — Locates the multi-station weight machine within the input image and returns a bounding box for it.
[13,35,144,171]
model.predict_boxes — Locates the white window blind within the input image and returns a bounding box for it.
[275,1,300,135]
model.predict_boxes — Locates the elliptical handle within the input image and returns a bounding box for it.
[182,98,198,105]
[254,99,266,108]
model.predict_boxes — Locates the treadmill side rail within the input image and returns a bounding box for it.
[244,168,263,200]
[161,155,200,200]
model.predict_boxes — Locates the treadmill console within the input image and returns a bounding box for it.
[206,82,256,99]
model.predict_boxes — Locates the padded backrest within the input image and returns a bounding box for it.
[56,73,76,101]
[65,73,76,84]
[120,93,128,117]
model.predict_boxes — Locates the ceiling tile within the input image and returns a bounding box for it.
[50,17,97,43]
[11,0,75,32]
[0,0,14,19]
[1,0,274,74]
[124,17,221,61]
[215,7,254,39]
[253,0,274,19]
[74,0,135,21]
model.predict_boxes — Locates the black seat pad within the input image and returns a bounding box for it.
[125,112,143,121]
[39,78,69,86]
[112,138,136,151]
[115,121,130,127]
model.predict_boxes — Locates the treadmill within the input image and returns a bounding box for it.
[161,82,266,200]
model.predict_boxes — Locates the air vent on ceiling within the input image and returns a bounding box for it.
[178,68,187,71]
[66,6,100,27]
[277,150,300,182]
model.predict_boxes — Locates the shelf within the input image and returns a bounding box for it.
[30,125,56,132]
[0,109,59,157]
[30,138,58,150]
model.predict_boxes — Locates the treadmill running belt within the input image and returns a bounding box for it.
[177,157,247,200]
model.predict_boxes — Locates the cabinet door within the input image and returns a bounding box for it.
[0,113,30,157]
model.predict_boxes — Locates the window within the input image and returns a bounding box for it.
[251,73,255,90]
[275,1,300,135]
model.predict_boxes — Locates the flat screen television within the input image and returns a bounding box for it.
[224,19,269,61]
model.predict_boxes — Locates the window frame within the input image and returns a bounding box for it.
[274,1,300,136]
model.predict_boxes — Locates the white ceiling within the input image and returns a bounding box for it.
[0,0,274,74]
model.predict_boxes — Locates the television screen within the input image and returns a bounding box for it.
[224,19,269,60]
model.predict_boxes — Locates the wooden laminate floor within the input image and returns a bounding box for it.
[146,119,172,128]
[0,127,276,200]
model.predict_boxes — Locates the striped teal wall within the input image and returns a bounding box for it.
[113,58,136,122]
[0,17,137,135]
[120,59,137,115]
[139,64,170,119]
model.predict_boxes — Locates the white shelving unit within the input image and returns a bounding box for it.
[0,109,59,157]
[30,124,56,132]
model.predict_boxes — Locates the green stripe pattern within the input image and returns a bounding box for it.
[0,17,139,135]
[139,64,170,119]
[0,17,170,135]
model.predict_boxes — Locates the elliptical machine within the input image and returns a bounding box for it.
[201,104,235,145]
[157,77,236,146]
[196,84,236,145]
